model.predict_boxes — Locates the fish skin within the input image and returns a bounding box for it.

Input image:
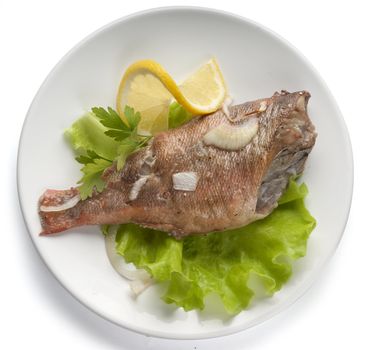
[39,90,316,238]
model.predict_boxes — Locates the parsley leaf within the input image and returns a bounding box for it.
[91,107,131,141]
[115,139,139,170]
[91,107,128,131]
[75,149,112,199]
[91,106,141,141]
[68,106,151,199]
[91,105,150,170]
[75,154,94,165]
[103,129,129,141]
[77,155,111,200]
[115,135,151,170]
[124,105,141,130]
[75,150,108,165]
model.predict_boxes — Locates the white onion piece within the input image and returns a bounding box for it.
[203,118,258,151]
[129,176,149,201]
[222,96,233,117]
[40,195,80,212]
[105,230,151,281]
[172,172,198,191]
[259,101,267,112]
[129,279,154,296]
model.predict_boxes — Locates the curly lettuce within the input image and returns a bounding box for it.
[115,180,316,314]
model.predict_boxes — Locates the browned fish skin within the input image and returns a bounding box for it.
[39,91,316,238]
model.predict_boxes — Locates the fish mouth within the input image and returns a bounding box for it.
[276,91,315,147]
[276,89,310,105]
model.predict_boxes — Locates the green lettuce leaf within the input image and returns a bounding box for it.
[168,102,193,129]
[65,112,120,161]
[115,179,316,314]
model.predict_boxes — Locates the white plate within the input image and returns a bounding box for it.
[17,7,353,339]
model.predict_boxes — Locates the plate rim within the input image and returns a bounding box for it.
[17,5,354,340]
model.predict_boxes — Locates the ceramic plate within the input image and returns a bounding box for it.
[17,7,353,339]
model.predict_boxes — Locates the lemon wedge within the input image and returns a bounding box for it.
[116,58,226,135]
[178,58,226,113]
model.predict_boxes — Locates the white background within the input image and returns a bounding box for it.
[1,0,370,349]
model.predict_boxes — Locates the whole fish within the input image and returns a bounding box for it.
[39,90,316,238]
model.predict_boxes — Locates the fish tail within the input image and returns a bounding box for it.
[38,188,82,235]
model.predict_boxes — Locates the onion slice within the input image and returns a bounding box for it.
[39,195,80,212]
[129,176,149,201]
[172,171,198,191]
[222,96,233,117]
[129,279,154,296]
[203,118,258,151]
[105,230,151,281]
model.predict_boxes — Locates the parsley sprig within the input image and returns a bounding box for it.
[91,106,141,141]
[75,151,112,200]
[75,106,150,199]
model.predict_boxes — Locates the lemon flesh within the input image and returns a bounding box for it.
[179,59,226,113]
[116,58,226,136]
[127,74,171,135]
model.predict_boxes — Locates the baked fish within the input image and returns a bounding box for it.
[39,90,316,238]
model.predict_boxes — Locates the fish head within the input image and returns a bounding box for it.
[235,90,315,149]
